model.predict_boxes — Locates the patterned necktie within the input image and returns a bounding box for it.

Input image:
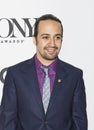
[41,66,50,113]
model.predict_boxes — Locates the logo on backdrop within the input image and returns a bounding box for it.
[0,18,37,85]
[0,18,37,43]
[0,68,7,84]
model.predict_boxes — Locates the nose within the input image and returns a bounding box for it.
[49,37,55,46]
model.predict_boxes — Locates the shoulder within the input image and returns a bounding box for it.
[7,57,34,74]
[58,59,83,76]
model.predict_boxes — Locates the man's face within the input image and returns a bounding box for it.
[33,20,62,63]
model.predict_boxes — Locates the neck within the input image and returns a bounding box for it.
[36,54,56,66]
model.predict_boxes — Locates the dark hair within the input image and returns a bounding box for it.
[33,14,63,37]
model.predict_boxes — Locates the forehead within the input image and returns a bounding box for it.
[38,20,61,32]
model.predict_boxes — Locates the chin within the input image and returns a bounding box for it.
[44,55,57,60]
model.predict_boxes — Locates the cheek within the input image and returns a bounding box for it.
[37,43,44,51]
[56,42,62,48]
[38,41,47,48]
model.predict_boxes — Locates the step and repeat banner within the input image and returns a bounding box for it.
[0,0,94,129]
[0,17,36,99]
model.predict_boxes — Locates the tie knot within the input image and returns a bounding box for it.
[41,66,49,76]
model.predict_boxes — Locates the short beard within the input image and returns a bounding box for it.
[40,52,58,61]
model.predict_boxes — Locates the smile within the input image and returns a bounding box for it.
[45,48,57,54]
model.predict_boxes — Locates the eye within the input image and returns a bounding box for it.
[42,36,49,40]
[55,35,62,40]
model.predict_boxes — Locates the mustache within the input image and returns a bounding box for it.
[44,46,58,49]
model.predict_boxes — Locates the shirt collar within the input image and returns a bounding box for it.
[35,55,57,72]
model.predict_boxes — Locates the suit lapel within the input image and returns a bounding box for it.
[47,59,68,114]
[20,57,68,116]
[20,57,45,118]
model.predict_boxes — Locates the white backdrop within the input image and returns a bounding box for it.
[0,0,94,129]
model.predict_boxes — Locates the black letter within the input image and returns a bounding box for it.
[22,18,33,37]
[11,18,25,37]
[0,18,13,38]
[0,68,8,84]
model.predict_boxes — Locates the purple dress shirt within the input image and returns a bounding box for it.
[35,56,57,96]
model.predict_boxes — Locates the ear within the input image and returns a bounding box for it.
[32,36,37,45]
[61,37,63,42]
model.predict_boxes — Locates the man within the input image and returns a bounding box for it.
[0,14,87,130]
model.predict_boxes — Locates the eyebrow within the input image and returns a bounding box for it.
[40,34,62,36]
[40,34,49,36]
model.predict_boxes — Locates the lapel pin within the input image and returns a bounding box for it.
[58,79,62,83]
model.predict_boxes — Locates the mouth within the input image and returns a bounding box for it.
[45,47,58,54]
